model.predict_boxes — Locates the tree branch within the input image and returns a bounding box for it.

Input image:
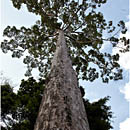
[102,38,128,50]
[3,118,9,130]
[65,34,93,44]
[73,21,86,32]
[64,6,81,31]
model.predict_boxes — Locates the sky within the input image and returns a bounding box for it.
[112,19,130,130]
[0,0,130,130]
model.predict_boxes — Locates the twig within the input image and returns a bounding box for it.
[102,38,128,50]
[106,28,121,40]
[73,21,86,32]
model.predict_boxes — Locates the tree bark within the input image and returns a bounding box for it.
[34,30,90,130]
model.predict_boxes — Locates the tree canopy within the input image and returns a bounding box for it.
[1,78,113,130]
[1,0,129,83]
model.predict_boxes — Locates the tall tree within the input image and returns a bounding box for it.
[34,30,90,130]
[1,0,129,130]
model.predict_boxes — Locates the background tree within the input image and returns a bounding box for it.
[1,77,45,130]
[1,0,129,82]
[1,83,17,129]
[1,78,113,130]
[83,97,113,130]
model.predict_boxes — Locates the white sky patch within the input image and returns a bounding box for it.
[89,98,101,103]
[120,81,130,102]
[120,118,130,130]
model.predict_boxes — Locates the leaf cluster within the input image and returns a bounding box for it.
[84,97,113,130]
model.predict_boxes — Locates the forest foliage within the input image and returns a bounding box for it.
[1,78,113,130]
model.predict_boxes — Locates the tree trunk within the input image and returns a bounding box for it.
[34,30,90,130]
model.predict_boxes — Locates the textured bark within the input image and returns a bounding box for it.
[34,30,90,130]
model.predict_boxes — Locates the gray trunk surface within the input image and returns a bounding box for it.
[34,30,90,130]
